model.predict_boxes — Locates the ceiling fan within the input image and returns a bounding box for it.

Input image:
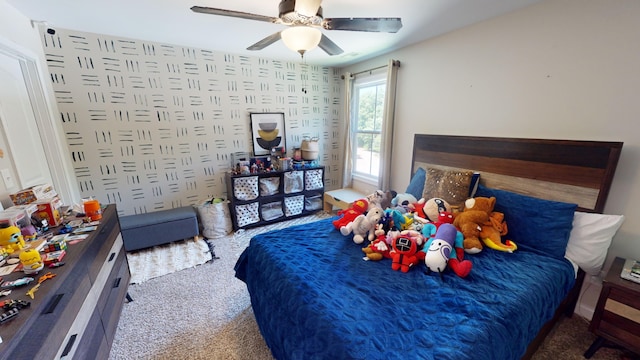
[191,0,402,56]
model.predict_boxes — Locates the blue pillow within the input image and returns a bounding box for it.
[474,184,577,259]
[405,167,426,200]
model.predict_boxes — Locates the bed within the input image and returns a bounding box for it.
[235,134,623,360]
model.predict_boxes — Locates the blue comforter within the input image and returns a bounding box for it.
[235,218,575,360]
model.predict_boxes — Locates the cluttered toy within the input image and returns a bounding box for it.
[26,272,57,299]
[1,277,34,289]
[19,249,44,275]
[0,225,25,254]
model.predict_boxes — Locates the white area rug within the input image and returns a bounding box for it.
[126,237,213,284]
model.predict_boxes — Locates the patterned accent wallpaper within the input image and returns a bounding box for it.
[40,28,342,216]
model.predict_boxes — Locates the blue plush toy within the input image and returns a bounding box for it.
[384,208,406,231]
[390,193,418,213]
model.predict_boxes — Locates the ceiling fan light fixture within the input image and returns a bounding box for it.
[293,0,322,17]
[281,26,322,55]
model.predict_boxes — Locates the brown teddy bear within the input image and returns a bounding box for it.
[452,197,496,254]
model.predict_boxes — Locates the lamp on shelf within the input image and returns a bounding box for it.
[281,26,322,57]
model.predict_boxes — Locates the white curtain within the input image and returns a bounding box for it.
[341,72,354,188]
[378,59,400,191]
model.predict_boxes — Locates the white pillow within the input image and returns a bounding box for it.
[565,212,624,275]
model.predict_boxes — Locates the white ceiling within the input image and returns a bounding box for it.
[8,0,542,67]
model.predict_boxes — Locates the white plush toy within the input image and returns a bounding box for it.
[340,207,384,244]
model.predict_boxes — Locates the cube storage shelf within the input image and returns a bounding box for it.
[226,166,325,230]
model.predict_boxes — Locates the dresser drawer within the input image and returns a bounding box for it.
[588,257,640,357]
[96,234,125,313]
[608,287,640,313]
[87,215,121,282]
[102,256,131,344]
[72,308,110,360]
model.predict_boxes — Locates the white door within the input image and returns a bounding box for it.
[0,51,53,196]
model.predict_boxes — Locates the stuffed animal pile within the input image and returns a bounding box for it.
[334,190,517,278]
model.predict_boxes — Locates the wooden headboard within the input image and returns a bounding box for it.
[411,134,623,213]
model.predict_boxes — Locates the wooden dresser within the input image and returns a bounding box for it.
[0,204,130,360]
[585,256,640,358]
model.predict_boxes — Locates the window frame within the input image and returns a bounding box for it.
[350,71,387,185]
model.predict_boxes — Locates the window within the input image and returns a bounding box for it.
[351,72,386,182]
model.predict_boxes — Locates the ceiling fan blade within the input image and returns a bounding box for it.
[247,32,283,51]
[294,0,322,17]
[323,18,403,33]
[318,34,343,56]
[190,6,278,23]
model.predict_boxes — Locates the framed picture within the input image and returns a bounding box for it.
[250,112,286,156]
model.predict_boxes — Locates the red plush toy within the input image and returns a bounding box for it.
[362,225,392,261]
[332,199,369,230]
[390,230,425,273]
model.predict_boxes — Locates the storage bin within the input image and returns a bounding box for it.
[305,195,323,211]
[284,171,304,194]
[233,176,259,201]
[259,177,280,196]
[284,195,305,217]
[197,199,232,239]
[305,169,324,190]
[261,201,284,221]
[301,138,319,160]
[235,202,260,227]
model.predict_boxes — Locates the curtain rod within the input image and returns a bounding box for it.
[341,60,400,79]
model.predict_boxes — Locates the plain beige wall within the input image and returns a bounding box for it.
[344,0,640,267]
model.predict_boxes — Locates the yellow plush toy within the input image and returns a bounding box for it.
[0,225,25,254]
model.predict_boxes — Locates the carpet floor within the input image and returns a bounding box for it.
[109,213,634,360]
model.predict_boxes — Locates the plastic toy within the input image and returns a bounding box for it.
[21,225,38,241]
[0,225,25,254]
[26,272,56,300]
[19,249,44,275]
[43,250,66,266]
[45,236,68,252]
[0,308,19,323]
[58,223,73,234]
[1,277,35,288]
[1,299,31,310]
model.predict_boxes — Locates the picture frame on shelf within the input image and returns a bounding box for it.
[250,112,286,156]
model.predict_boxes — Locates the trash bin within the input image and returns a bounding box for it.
[196,198,232,239]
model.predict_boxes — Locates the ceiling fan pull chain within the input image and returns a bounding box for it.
[301,56,308,94]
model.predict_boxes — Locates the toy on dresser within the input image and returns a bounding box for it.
[0,225,25,254]
[19,249,44,275]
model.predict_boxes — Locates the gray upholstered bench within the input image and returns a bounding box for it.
[120,206,199,252]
